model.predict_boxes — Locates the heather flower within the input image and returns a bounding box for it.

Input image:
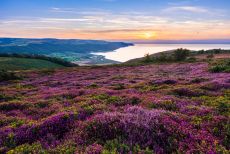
[83,106,217,153]
[1,112,77,148]
[85,143,103,154]
[1,61,229,153]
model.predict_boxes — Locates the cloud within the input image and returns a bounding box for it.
[50,7,76,13]
[50,7,111,16]
[1,6,230,40]
[82,28,162,33]
[40,18,95,22]
[164,6,208,13]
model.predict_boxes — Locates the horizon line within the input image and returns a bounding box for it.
[1,37,230,44]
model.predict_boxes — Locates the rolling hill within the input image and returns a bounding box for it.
[0,38,133,54]
[126,48,230,64]
[0,38,133,65]
[0,57,65,71]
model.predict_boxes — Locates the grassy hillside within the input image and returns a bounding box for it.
[126,48,230,65]
[0,57,64,71]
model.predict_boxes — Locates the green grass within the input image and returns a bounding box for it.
[209,59,230,73]
[0,57,65,71]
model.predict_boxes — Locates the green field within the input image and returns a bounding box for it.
[0,57,65,71]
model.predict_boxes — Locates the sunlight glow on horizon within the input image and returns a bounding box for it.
[141,32,157,39]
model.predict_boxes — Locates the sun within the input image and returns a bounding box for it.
[142,32,157,39]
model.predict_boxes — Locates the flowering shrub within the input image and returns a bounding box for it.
[82,106,217,153]
[0,112,77,150]
[0,61,229,153]
[85,143,103,154]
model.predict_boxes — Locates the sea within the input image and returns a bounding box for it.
[93,44,230,62]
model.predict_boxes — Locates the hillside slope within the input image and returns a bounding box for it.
[0,38,133,54]
[0,57,65,71]
[126,48,230,64]
[0,60,229,153]
[0,38,133,65]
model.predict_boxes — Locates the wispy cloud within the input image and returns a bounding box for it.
[82,28,162,33]
[50,7,111,16]
[163,6,208,13]
[50,7,77,13]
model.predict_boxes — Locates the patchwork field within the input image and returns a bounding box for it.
[0,61,229,153]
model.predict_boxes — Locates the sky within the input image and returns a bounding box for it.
[0,0,230,41]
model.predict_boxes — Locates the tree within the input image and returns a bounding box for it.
[143,53,152,63]
[173,48,190,61]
